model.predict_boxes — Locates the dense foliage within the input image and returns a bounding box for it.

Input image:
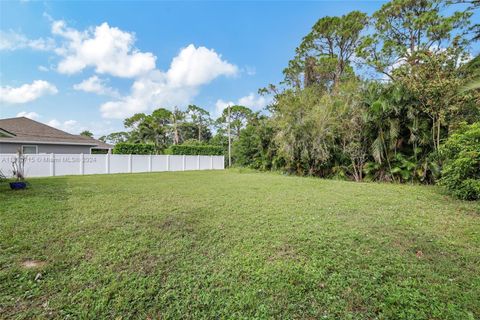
[100,102,252,158]
[100,0,479,200]
[113,143,156,155]
[164,144,224,156]
[100,105,227,154]
[439,122,480,200]
[233,0,480,199]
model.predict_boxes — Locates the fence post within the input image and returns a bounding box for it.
[50,153,55,176]
[128,154,132,173]
[148,154,152,172]
[210,155,213,170]
[106,153,110,174]
[80,153,84,175]
[197,155,200,170]
[182,155,186,171]
[166,155,170,171]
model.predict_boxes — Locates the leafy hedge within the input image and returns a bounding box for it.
[164,144,224,156]
[439,122,480,200]
[113,143,156,155]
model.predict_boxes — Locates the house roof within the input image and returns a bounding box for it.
[0,117,113,148]
[0,127,16,137]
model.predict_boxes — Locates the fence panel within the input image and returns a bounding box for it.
[185,156,198,170]
[199,156,212,170]
[54,154,81,176]
[26,155,53,177]
[84,154,107,175]
[110,155,130,174]
[151,155,168,171]
[0,153,224,178]
[0,154,14,177]
[212,156,225,170]
[132,155,149,173]
[168,155,184,171]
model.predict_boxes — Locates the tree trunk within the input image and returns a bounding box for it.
[173,124,179,145]
[436,119,441,151]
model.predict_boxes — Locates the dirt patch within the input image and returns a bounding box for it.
[21,260,47,269]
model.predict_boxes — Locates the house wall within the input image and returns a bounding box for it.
[0,143,93,154]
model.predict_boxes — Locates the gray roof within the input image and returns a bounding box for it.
[0,117,113,148]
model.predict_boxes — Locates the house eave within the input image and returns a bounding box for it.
[0,128,16,137]
[0,139,98,146]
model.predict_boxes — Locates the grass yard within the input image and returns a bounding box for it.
[0,170,479,319]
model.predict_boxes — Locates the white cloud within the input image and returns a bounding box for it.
[0,20,240,120]
[238,93,270,110]
[214,99,235,117]
[100,45,239,119]
[214,93,271,117]
[0,30,55,51]
[46,118,117,137]
[47,119,78,133]
[73,75,119,97]
[167,44,238,87]
[52,21,156,78]
[0,80,58,104]
[16,111,40,120]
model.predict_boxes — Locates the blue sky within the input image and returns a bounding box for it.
[0,1,477,137]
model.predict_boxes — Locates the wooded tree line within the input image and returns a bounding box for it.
[234,0,480,188]
[99,104,254,154]
[99,0,479,197]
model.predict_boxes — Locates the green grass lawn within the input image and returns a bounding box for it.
[1,170,479,319]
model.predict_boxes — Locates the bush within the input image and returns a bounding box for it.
[181,139,205,146]
[439,122,480,200]
[164,144,224,156]
[113,143,156,155]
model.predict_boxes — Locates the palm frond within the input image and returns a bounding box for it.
[460,77,480,92]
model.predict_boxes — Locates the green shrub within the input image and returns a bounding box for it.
[164,144,224,156]
[439,122,480,200]
[181,139,205,146]
[113,143,156,155]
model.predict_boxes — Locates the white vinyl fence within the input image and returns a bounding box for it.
[0,154,224,178]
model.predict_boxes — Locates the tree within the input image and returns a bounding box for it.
[272,87,338,176]
[170,107,185,145]
[356,0,475,154]
[234,113,276,170]
[461,54,480,91]
[216,105,253,139]
[392,44,479,153]
[335,81,369,181]
[285,11,367,90]
[99,132,130,144]
[80,130,93,138]
[123,109,172,152]
[179,122,212,142]
[185,105,211,142]
[356,0,472,80]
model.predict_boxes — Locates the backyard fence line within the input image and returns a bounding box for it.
[0,153,224,178]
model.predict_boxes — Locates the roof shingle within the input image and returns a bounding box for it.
[0,117,112,148]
